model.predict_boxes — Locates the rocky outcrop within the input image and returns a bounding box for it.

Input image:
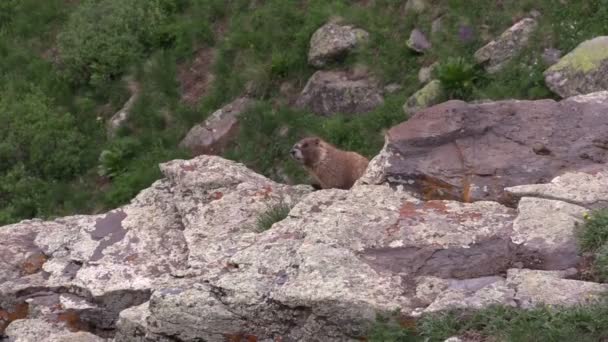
[179,97,254,156]
[2,152,607,341]
[363,91,608,204]
[474,18,538,73]
[403,79,444,114]
[0,156,311,340]
[308,23,369,68]
[544,36,608,98]
[295,70,384,116]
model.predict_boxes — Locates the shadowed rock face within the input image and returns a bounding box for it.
[367,93,608,204]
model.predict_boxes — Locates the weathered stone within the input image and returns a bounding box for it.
[418,62,439,84]
[422,268,608,314]
[407,29,432,53]
[511,197,586,270]
[506,166,608,209]
[107,80,140,138]
[404,0,427,14]
[2,151,608,341]
[295,70,384,116]
[507,269,608,308]
[474,18,537,73]
[544,36,608,98]
[403,80,444,114]
[308,23,369,68]
[542,47,563,65]
[384,83,403,94]
[363,93,608,204]
[179,97,255,156]
[0,156,311,340]
[4,319,106,342]
[114,302,149,342]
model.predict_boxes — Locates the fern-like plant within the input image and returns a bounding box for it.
[436,57,481,100]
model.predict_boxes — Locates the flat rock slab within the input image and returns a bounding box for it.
[295,70,384,116]
[362,92,608,204]
[544,36,608,98]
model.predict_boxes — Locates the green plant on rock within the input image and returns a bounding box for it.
[97,137,141,179]
[255,201,292,232]
[580,209,608,252]
[436,57,481,100]
[579,209,608,282]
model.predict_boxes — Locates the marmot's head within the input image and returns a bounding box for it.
[290,137,322,166]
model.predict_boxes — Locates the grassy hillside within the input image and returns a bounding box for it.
[1,0,608,224]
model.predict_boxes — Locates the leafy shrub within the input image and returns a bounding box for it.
[368,313,418,342]
[0,88,88,180]
[437,57,481,100]
[579,209,608,252]
[98,137,141,179]
[255,201,292,232]
[58,0,178,86]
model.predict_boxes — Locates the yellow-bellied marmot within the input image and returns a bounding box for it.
[290,137,369,190]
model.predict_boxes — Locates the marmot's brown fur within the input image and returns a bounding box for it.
[290,137,369,190]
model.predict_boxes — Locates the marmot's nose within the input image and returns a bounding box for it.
[290,149,296,156]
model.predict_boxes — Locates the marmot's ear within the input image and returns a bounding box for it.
[314,138,320,145]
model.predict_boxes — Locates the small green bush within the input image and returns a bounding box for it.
[255,201,292,232]
[595,244,608,282]
[436,57,481,100]
[58,0,178,86]
[579,209,608,252]
[368,313,419,342]
[98,137,141,179]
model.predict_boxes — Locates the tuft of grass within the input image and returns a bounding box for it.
[436,57,482,100]
[255,201,292,232]
[580,209,608,252]
[368,303,608,342]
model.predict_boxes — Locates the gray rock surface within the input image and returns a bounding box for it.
[363,92,608,204]
[544,36,608,98]
[474,18,538,73]
[308,23,369,68]
[295,70,384,116]
[179,97,255,156]
[407,29,432,53]
[2,145,608,340]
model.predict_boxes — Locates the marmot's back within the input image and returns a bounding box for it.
[311,142,369,190]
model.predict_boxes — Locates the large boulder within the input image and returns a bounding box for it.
[295,70,384,116]
[361,91,608,204]
[474,18,537,73]
[544,36,608,98]
[179,97,255,156]
[308,22,369,68]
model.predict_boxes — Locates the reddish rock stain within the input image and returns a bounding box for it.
[0,302,29,334]
[21,252,48,275]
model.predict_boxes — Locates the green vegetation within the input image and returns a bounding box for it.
[255,201,292,232]
[369,303,608,342]
[2,0,608,225]
[580,209,608,282]
[436,57,481,100]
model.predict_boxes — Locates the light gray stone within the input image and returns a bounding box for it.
[295,70,384,116]
[544,36,608,98]
[474,18,538,73]
[403,79,444,114]
[407,29,432,53]
[308,23,369,68]
[506,166,608,209]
